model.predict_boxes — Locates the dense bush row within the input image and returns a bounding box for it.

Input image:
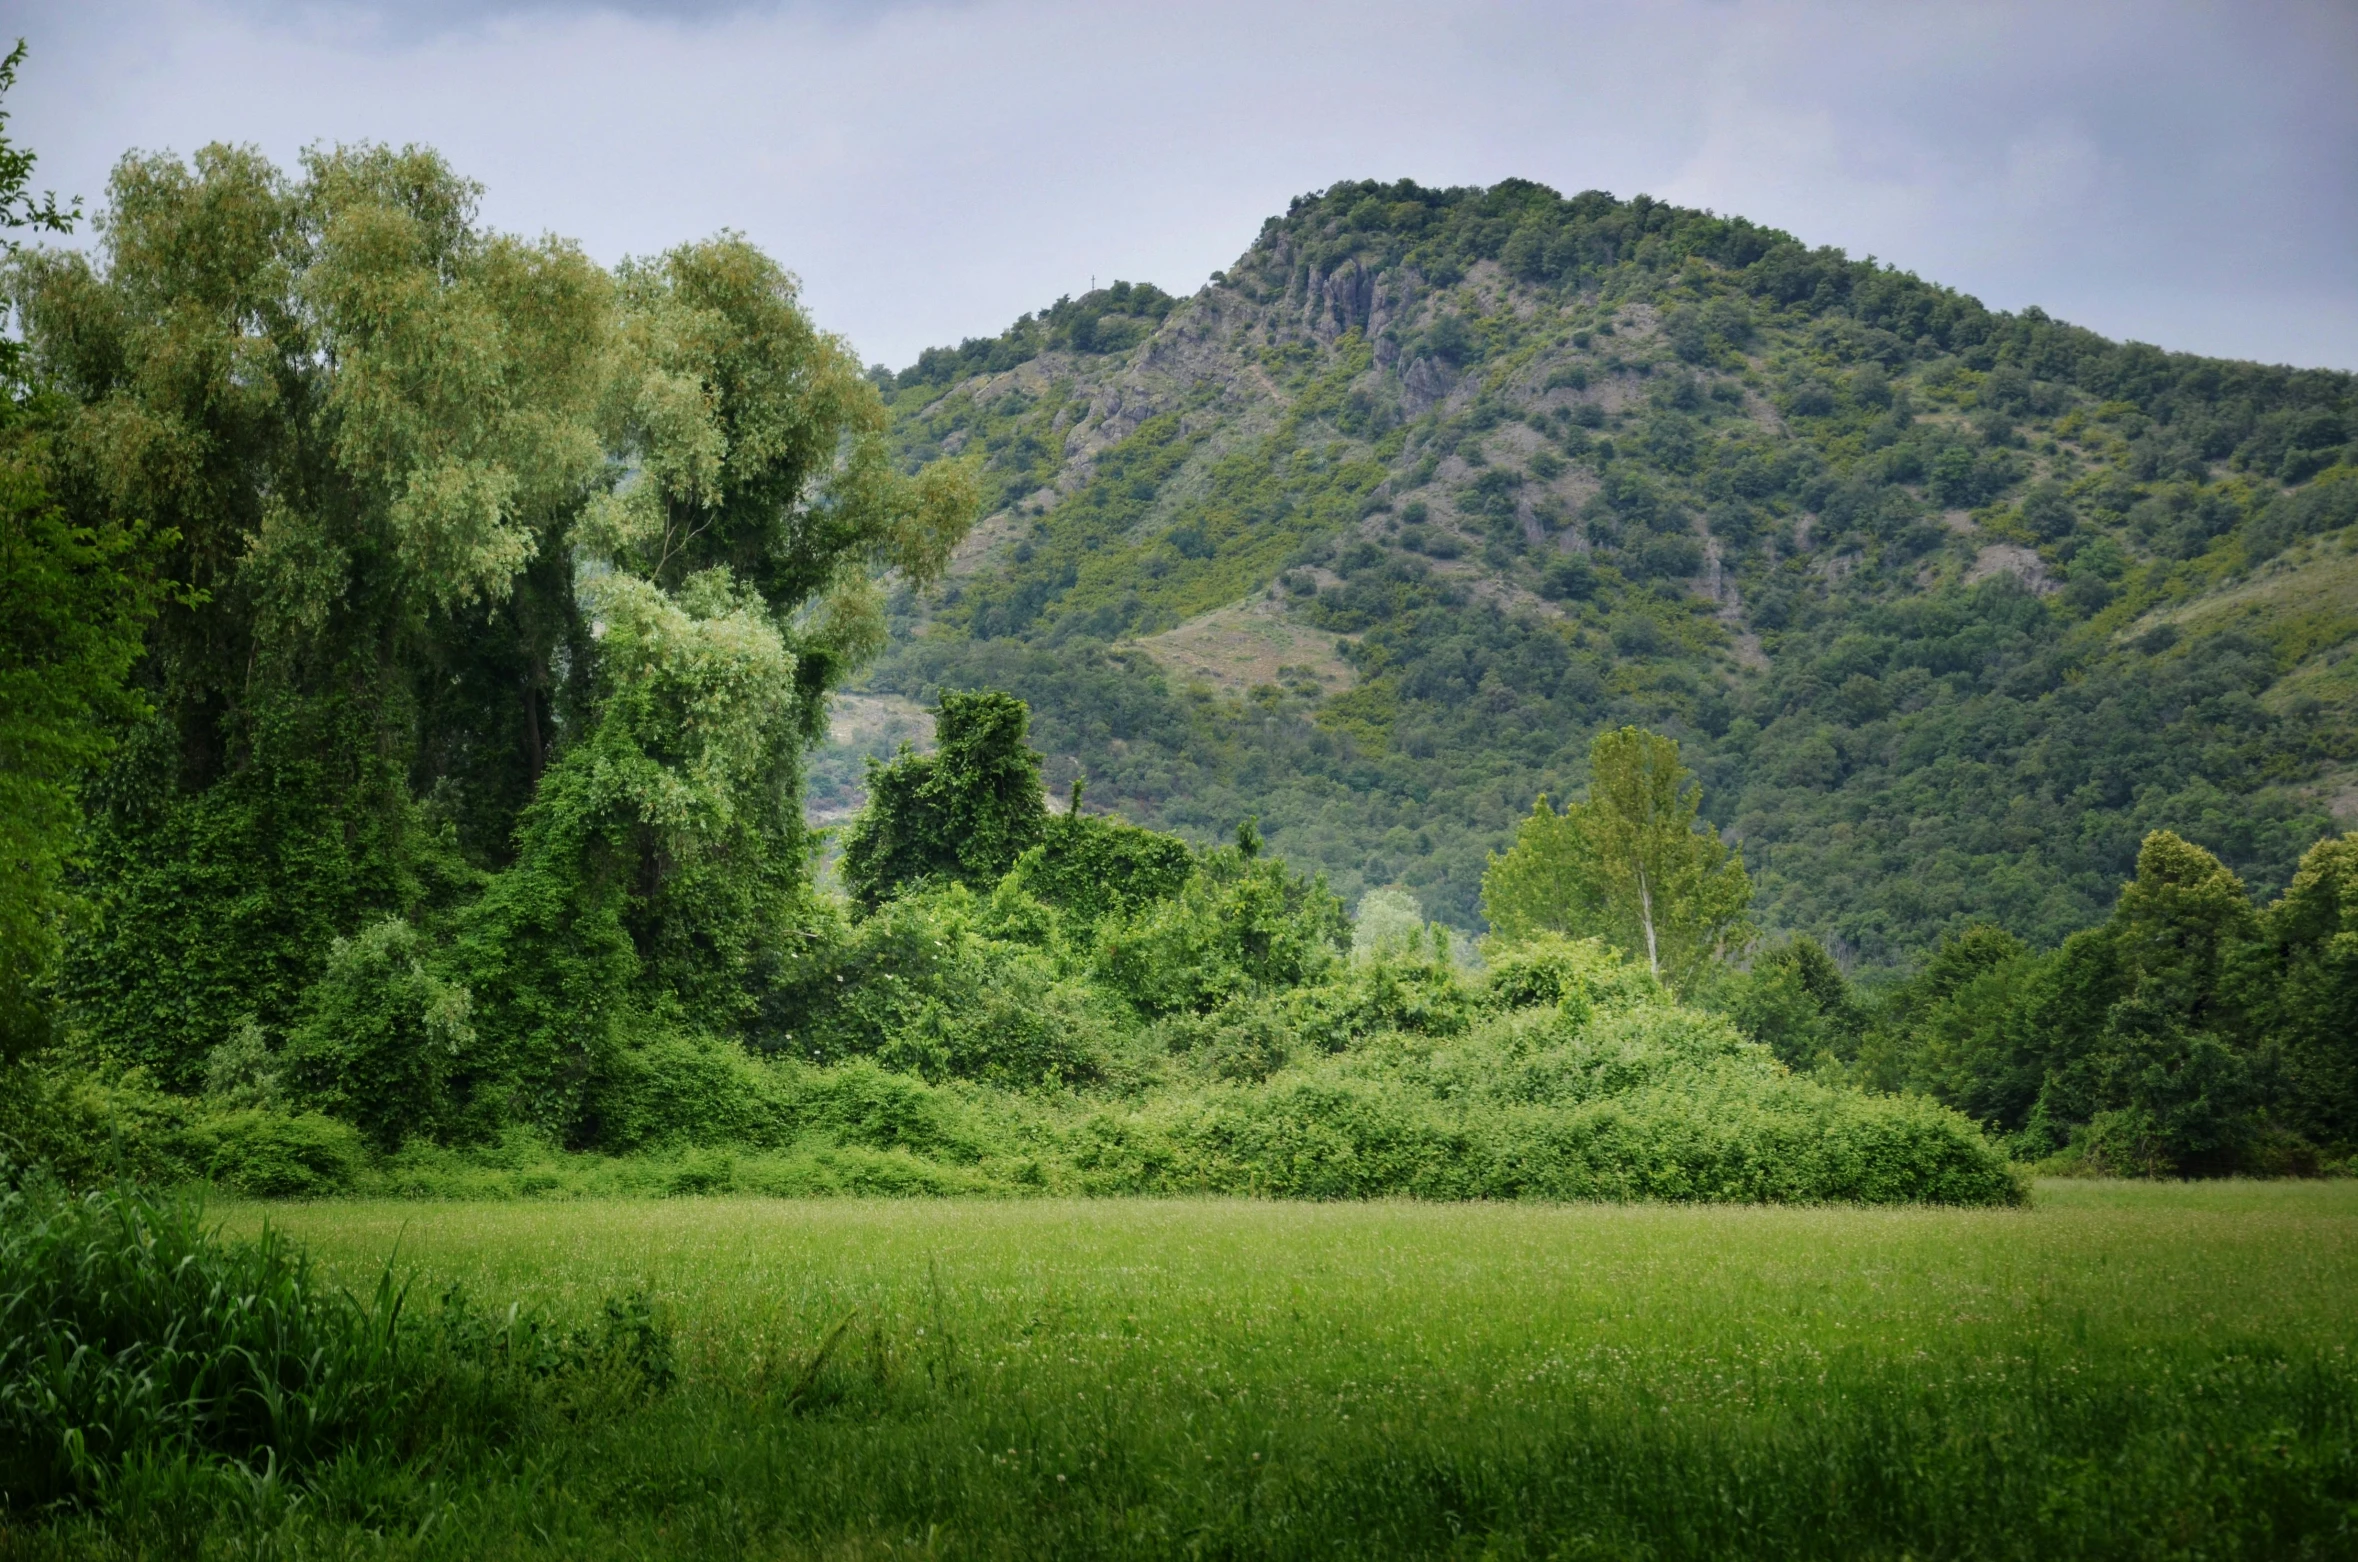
[0,682,2019,1206]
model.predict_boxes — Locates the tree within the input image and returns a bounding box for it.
[1983,833,2273,1172]
[0,40,158,1059]
[2264,833,2358,1151]
[1480,795,1591,945]
[1727,935,1861,1071]
[840,690,1047,911]
[1482,726,1752,990]
[11,139,975,1110]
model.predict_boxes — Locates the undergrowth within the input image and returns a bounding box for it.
[0,1175,673,1527]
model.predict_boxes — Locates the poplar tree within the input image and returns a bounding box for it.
[1483,726,1753,990]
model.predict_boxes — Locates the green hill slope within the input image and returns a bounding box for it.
[858,180,2358,965]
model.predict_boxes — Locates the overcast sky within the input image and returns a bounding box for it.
[7,0,2355,372]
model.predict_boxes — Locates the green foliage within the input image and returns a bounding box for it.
[62,703,439,1090]
[183,1110,367,1198]
[281,918,474,1150]
[15,122,2349,1201]
[0,438,159,1063]
[2,139,974,1134]
[938,337,1390,644]
[1483,727,1752,989]
[2266,834,2358,1148]
[0,1175,673,1513]
[1005,806,1196,928]
[0,1177,414,1505]
[1481,931,1651,1018]
[770,883,1117,1089]
[1348,885,1429,961]
[0,1058,365,1197]
[1091,955,2017,1205]
[0,50,156,1062]
[892,279,1181,394]
[1858,830,2358,1174]
[1094,838,1349,1015]
[1480,798,1587,944]
[840,690,1048,910]
[445,566,827,1138]
[583,1024,804,1152]
[1719,936,1862,1070]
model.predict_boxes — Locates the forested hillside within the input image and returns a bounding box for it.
[860,179,2358,965]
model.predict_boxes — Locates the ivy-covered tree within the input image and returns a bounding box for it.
[840,690,1048,910]
[6,139,974,1117]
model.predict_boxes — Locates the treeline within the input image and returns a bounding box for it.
[887,280,1181,396]
[1723,830,2358,1176]
[1470,721,2358,1176]
[1268,178,2353,476]
[0,98,975,1123]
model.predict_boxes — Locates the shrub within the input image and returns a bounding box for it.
[1006,810,1194,929]
[0,1065,362,1197]
[282,918,476,1150]
[776,885,1117,1087]
[1060,970,2020,1205]
[588,1025,798,1152]
[787,1058,988,1162]
[1483,933,1655,1017]
[1095,843,1347,1015]
[0,1064,207,1189]
[185,1110,365,1198]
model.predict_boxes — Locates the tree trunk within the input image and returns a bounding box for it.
[1637,866,1659,979]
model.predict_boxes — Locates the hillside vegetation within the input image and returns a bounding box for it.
[863,179,2358,961]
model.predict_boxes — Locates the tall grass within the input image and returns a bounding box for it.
[0,1175,674,1527]
[43,1180,2326,1561]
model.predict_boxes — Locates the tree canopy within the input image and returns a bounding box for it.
[5,135,976,1124]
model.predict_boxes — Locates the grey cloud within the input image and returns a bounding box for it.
[7,0,2354,370]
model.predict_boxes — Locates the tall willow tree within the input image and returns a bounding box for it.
[8,142,973,1125]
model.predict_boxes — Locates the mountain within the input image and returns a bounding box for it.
[836,179,2358,969]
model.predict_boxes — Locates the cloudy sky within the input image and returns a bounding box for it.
[8,0,2355,372]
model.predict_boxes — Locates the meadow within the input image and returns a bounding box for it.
[17,1180,2333,1560]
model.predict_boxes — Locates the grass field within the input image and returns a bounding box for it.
[27,1181,2358,1560]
